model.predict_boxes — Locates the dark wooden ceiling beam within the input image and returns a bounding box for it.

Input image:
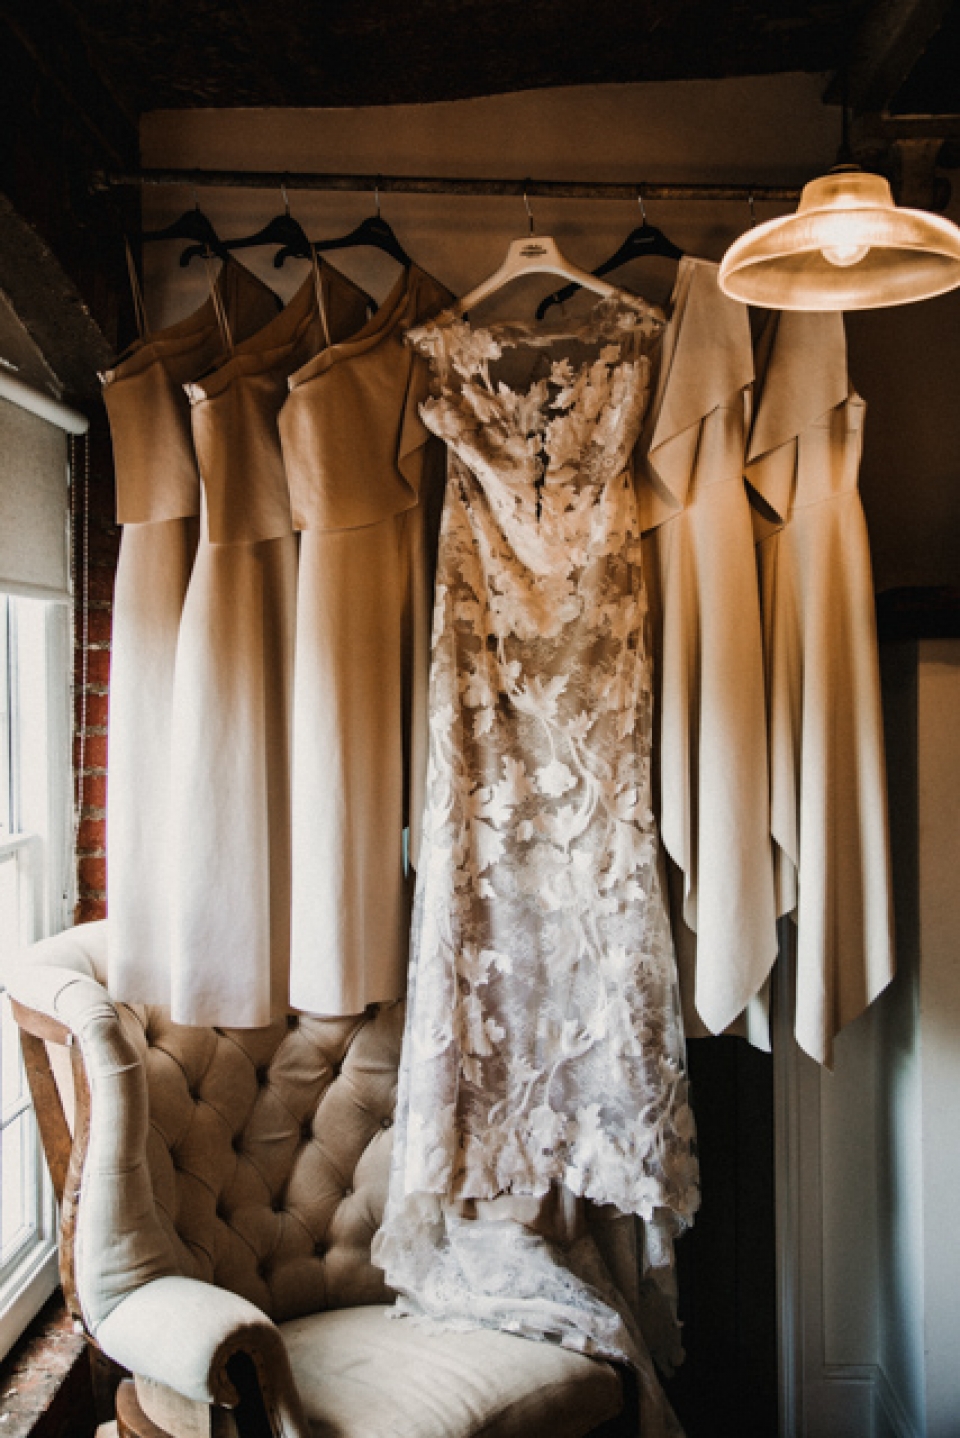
[3,1,953,137]
[0,193,112,400]
[831,0,956,114]
[55,0,141,132]
[230,0,299,108]
[32,0,856,115]
[854,110,960,137]
[0,2,137,167]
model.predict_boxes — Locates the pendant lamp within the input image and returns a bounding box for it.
[718,163,960,311]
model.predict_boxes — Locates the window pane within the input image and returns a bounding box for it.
[0,417,70,1356]
[0,999,24,1119]
[0,596,9,836]
[0,1111,32,1265]
[0,855,17,963]
[0,593,66,1335]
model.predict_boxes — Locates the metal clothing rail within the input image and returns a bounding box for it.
[92,168,803,203]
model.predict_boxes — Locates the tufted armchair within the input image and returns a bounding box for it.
[5,922,632,1438]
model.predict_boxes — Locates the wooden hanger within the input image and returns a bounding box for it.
[536,190,683,320]
[453,189,618,317]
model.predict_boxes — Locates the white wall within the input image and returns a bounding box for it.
[873,641,960,1438]
[878,644,925,1438]
[776,962,884,1438]
[915,643,960,1435]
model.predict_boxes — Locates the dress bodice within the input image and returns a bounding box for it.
[279,264,453,532]
[747,306,863,522]
[185,261,372,545]
[102,259,280,525]
[408,293,663,577]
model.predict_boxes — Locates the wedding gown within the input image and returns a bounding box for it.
[373,293,699,1438]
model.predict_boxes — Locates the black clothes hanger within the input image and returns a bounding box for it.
[536,191,683,320]
[276,182,413,269]
[181,182,314,267]
[140,198,229,268]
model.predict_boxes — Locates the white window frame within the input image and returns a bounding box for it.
[0,589,75,1360]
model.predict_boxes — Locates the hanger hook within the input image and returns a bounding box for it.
[280,177,290,215]
[192,185,210,257]
[375,175,382,220]
[748,191,757,227]
[523,184,535,236]
[637,185,648,225]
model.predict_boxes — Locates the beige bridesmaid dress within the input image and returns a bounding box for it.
[170,261,371,1027]
[102,260,280,1006]
[636,256,778,1040]
[279,264,452,1017]
[746,308,895,1066]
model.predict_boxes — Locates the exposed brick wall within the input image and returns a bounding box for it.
[73,411,118,926]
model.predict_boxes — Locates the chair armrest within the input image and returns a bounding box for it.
[96,1277,310,1438]
[2,920,109,990]
[5,962,116,1043]
[3,916,112,1049]
[6,950,182,1337]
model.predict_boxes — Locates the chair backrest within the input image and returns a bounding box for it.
[127,999,403,1322]
[9,921,403,1327]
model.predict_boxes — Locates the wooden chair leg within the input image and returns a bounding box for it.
[88,1341,127,1426]
[115,1379,176,1438]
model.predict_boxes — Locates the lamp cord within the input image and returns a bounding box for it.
[837,1,854,166]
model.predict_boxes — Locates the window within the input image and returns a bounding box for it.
[0,364,78,1360]
[0,594,73,1359]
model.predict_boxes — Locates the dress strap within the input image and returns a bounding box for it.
[204,251,234,358]
[124,236,150,341]
[312,250,332,350]
[202,252,235,358]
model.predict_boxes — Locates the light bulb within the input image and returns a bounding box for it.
[822,241,871,267]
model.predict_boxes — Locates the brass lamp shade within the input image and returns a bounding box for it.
[718,166,960,310]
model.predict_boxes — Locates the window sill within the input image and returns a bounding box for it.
[0,1244,59,1366]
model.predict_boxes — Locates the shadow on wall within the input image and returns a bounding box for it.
[848,286,960,595]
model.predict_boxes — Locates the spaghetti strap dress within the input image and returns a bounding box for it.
[746,308,895,1065]
[102,259,280,1006]
[279,264,453,1017]
[169,261,371,1027]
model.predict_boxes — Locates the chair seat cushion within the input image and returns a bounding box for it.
[279,1304,624,1438]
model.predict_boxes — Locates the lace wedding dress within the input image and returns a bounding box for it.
[373,293,700,1436]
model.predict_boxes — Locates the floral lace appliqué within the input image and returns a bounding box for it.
[374,293,696,1435]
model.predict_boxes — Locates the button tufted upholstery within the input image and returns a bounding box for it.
[5,921,627,1438]
[136,1000,400,1322]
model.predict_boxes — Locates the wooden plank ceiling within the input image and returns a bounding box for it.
[4,0,959,116]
